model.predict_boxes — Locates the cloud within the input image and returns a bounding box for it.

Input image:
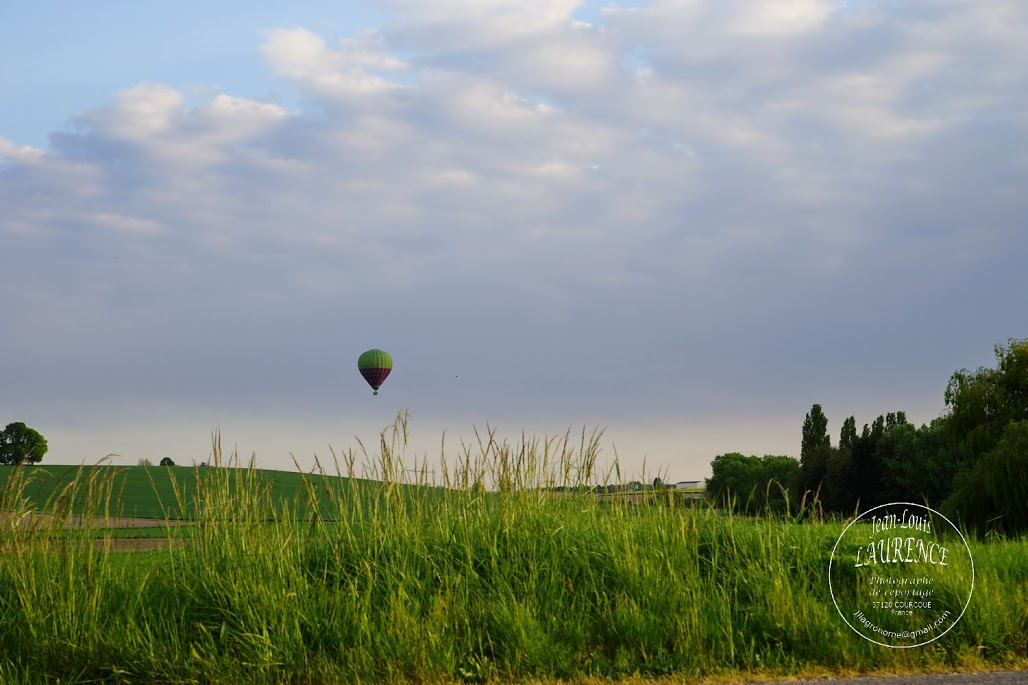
[378,0,585,48]
[261,28,408,99]
[0,138,47,166]
[732,0,833,35]
[4,1,1025,305]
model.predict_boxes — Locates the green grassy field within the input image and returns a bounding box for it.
[0,462,380,521]
[0,418,1025,684]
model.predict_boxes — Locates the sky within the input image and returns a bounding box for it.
[2,0,1026,482]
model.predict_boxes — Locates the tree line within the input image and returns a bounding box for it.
[706,338,1028,537]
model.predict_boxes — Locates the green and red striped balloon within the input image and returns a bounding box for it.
[357,349,393,395]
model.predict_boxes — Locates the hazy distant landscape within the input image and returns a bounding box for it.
[1,407,1025,684]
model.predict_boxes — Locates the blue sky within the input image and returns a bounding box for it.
[2,0,1025,480]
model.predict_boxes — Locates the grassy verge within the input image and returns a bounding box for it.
[0,414,1025,684]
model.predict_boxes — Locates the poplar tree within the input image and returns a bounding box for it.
[799,404,832,498]
[801,404,830,459]
[839,416,857,451]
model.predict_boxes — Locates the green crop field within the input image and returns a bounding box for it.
[0,418,1025,684]
[0,462,385,522]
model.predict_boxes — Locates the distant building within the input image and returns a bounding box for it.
[673,480,703,490]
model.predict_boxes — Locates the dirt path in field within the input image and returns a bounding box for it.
[0,510,193,530]
[93,537,186,552]
[1,510,194,552]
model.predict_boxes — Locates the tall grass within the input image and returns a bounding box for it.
[0,412,1025,684]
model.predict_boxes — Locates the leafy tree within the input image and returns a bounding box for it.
[943,420,1028,536]
[885,411,906,430]
[159,457,176,467]
[706,452,799,515]
[865,416,910,505]
[845,412,911,510]
[0,422,48,465]
[839,416,857,451]
[820,447,854,514]
[790,339,1026,518]
[887,419,973,506]
[707,453,760,511]
[926,338,1028,531]
[798,443,832,498]
[944,338,1028,457]
[799,404,831,498]
[866,415,885,442]
[801,404,830,460]
[801,409,911,514]
[760,455,801,514]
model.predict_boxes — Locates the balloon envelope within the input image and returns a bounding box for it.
[358,349,393,395]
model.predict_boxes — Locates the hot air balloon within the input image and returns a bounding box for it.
[358,349,393,395]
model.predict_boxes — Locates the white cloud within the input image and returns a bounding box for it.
[379,0,585,47]
[0,137,46,165]
[5,2,1026,282]
[261,28,407,99]
[74,84,289,168]
[84,84,186,139]
[729,0,834,35]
